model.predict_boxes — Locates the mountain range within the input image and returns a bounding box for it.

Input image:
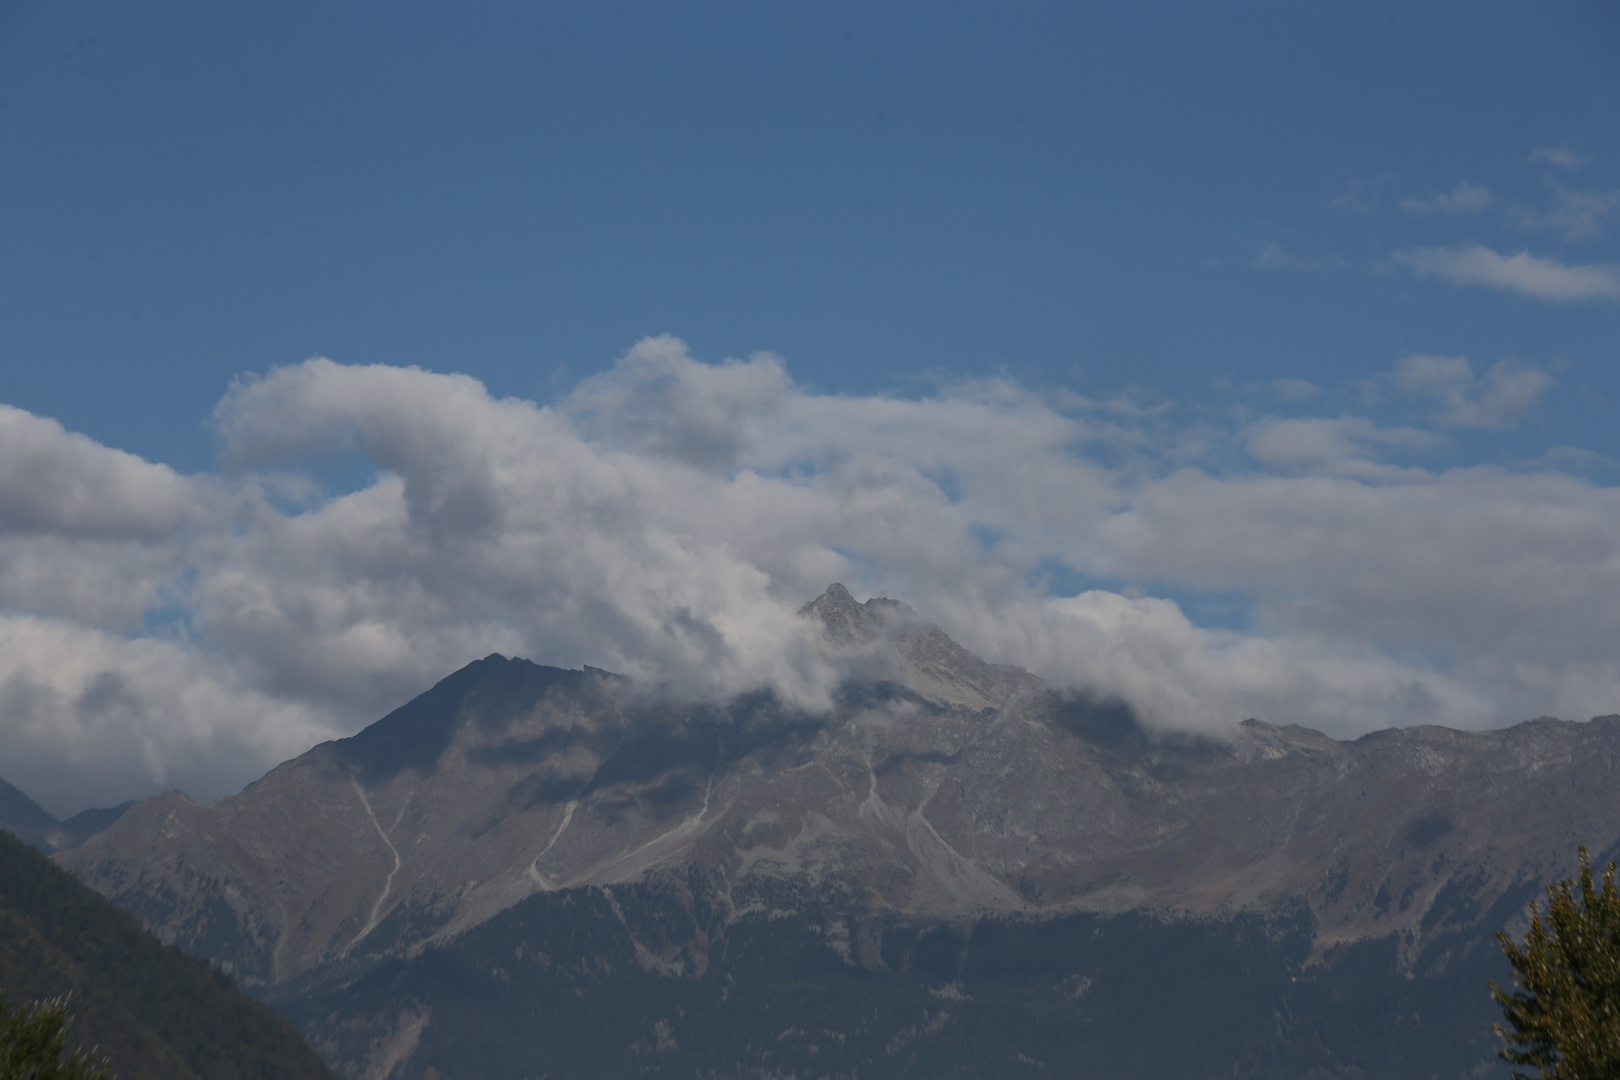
[46,585,1620,1078]
[0,774,129,854]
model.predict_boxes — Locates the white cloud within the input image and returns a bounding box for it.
[1530,146,1588,171]
[0,405,199,540]
[951,591,1489,735]
[1391,354,1551,429]
[2,342,1619,814]
[1090,464,1620,727]
[1401,181,1492,214]
[0,615,335,817]
[1390,244,1620,303]
[1516,181,1620,242]
[1245,416,1435,480]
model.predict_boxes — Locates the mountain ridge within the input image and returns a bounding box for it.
[59,586,1620,986]
[50,584,1620,1076]
[0,774,131,854]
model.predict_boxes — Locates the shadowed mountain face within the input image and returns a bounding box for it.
[0,774,131,853]
[0,775,59,849]
[55,586,1620,1078]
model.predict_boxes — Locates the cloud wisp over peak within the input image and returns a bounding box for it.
[1,340,1617,814]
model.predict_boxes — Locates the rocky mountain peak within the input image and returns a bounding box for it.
[799,583,928,642]
[800,583,1040,710]
[798,582,879,643]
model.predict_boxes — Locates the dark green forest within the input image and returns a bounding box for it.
[0,829,335,1080]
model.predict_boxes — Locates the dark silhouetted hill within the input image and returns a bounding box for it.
[0,775,130,853]
[0,828,335,1080]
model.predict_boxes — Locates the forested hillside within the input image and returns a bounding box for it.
[0,829,335,1080]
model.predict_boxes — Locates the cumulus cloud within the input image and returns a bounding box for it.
[0,616,335,817]
[1098,466,1620,655]
[931,589,1491,735]
[2,340,1619,814]
[1401,181,1492,214]
[1390,244,1620,303]
[1245,416,1435,480]
[1391,354,1551,429]
[0,405,198,540]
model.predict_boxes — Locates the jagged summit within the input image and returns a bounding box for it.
[799,582,876,643]
[798,581,928,639]
[801,582,1042,710]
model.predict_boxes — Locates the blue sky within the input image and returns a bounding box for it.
[1,2,1619,813]
[3,1,1616,468]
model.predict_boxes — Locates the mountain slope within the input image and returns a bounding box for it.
[54,585,1620,1076]
[0,776,60,851]
[0,828,336,1080]
[62,654,1619,988]
[273,871,1516,1080]
[0,774,131,853]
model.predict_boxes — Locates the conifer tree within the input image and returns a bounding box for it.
[1493,847,1620,1080]
[0,995,108,1080]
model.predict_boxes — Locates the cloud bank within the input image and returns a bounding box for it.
[1,339,1614,814]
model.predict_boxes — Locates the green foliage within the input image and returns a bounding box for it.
[1493,847,1620,1080]
[0,829,335,1080]
[0,995,108,1080]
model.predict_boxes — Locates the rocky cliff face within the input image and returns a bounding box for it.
[59,585,1620,1002]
